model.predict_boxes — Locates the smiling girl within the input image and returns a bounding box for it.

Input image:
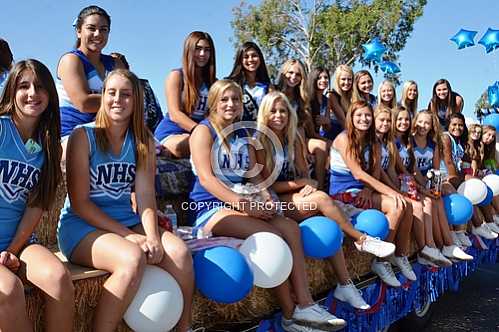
[154,31,216,158]
[428,79,463,129]
[330,64,353,123]
[377,80,397,112]
[399,80,419,117]
[351,70,376,109]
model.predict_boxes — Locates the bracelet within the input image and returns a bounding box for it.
[190,124,198,134]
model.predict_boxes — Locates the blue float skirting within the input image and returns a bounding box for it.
[257,239,498,332]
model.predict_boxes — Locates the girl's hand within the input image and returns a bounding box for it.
[392,193,407,209]
[125,233,149,254]
[299,178,318,189]
[145,237,164,265]
[298,184,317,197]
[354,189,372,209]
[238,197,275,221]
[0,251,20,272]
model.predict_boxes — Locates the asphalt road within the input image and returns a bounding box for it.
[390,261,499,332]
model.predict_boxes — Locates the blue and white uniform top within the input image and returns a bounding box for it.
[395,138,411,169]
[413,137,435,176]
[59,124,138,243]
[0,116,44,251]
[380,141,390,171]
[241,82,269,122]
[57,49,115,137]
[276,140,295,182]
[190,119,251,209]
[440,132,464,175]
[329,142,370,195]
[154,69,209,141]
[0,70,9,95]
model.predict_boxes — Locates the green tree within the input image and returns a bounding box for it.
[231,0,427,79]
[475,89,497,120]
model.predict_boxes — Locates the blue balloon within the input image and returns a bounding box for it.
[482,113,499,132]
[351,209,389,240]
[450,29,478,49]
[443,194,473,225]
[478,186,494,207]
[362,37,386,63]
[478,28,499,54]
[299,216,344,259]
[488,84,499,107]
[194,246,253,304]
[379,61,401,74]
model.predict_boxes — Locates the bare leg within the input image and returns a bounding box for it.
[20,244,74,332]
[307,138,328,190]
[0,265,31,332]
[327,250,350,284]
[70,231,147,332]
[161,134,190,159]
[411,198,426,250]
[371,193,405,244]
[423,197,436,247]
[394,199,414,256]
[435,199,453,246]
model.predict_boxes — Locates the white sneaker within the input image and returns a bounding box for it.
[450,231,463,247]
[434,249,453,267]
[371,260,401,287]
[442,245,474,261]
[417,254,439,268]
[389,255,417,281]
[354,235,396,258]
[292,304,347,331]
[333,280,370,310]
[455,231,472,247]
[493,214,499,225]
[486,222,499,234]
[281,318,325,332]
[472,223,498,240]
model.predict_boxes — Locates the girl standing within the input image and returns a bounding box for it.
[351,70,376,109]
[399,80,419,117]
[428,79,463,129]
[58,69,195,332]
[330,64,353,124]
[0,60,74,332]
[376,80,397,112]
[154,31,216,158]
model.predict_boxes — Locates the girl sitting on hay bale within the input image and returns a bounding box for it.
[189,79,346,332]
[254,91,396,309]
[0,59,75,332]
[57,69,195,332]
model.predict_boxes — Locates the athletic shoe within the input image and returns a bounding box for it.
[493,214,499,226]
[417,254,439,268]
[442,245,474,261]
[434,249,453,267]
[389,255,417,281]
[333,280,370,310]
[354,235,396,258]
[371,260,401,287]
[472,223,498,240]
[420,245,440,261]
[281,318,325,332]
[292,304,347,331]
[486,222,499,234]
[450,231,463,247]
[455,231,472,247]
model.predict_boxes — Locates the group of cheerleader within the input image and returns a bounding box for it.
[0,4,498,332]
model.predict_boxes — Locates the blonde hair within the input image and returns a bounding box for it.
[466,123,482,163]
[333,64,354,113]
[95,69,151,170]
[400,80,418,116]
[482,125,496,162]
[256,91,298,174]
[411,109,442,153]
[206,79,243,153]
[374,105,396,168]
[377,80,397,110]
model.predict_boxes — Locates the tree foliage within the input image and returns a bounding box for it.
[231,0,427,79]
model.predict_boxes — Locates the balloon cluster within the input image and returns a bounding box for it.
[362,37,400,74]
[487,81,499,108]
[450,27,499,53]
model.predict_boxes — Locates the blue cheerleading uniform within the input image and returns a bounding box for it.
[57,124,139,258]
[329,142,370,195]
[276,140,295,182]
[189,119,251,228]
[413,137,436,176]
[440,132,464,176]
[395,138,411,170]
[57,49,115,138]
[318,93,343,141]
[241,82,268,122]
[0,116,44,251]
[380,141,390,171]
[154,69,209,142]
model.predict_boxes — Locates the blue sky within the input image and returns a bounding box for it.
[2,0,498,121]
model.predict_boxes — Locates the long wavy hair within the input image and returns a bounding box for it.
[0,38,13,73]
[256,91,298,174]
[392,106,415,172]
[345,100,378,172]
[466,123,482,163]
[182,31,216,116]
[0,59,62,210]
[227,41,270,86]
[400,80,418,116]
[74,5,111,49]
[351,70,374,104]
[411,109,442,153]
[307,67,329,119]
[481,125,496,163]
[428,79,461,125]
[377,80,397,110]
[332,64,353,114]
[374,105,396,169]
[95,69,151,170]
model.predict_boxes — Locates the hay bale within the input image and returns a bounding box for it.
[35,177,67,247]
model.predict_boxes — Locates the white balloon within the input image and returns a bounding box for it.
[483,174,499,196]
[457,178,488,205]
[124,266,183,332]
[239,232,293,288]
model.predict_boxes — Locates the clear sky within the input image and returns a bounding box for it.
[2,0,498,121]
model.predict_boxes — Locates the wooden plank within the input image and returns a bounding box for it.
[54,251,109,281]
